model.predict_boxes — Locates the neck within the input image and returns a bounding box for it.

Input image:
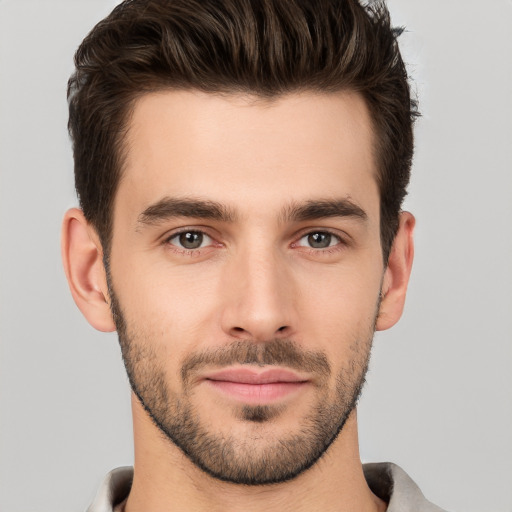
[124,394,386,512]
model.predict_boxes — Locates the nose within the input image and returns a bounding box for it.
[219,246,297,342]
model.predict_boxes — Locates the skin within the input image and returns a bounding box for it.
[62,90,414,512]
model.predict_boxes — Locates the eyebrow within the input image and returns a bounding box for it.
[137,196,367,228]
[137,197,237,227]
[282,199,368,223]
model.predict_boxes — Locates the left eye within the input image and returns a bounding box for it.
[168,231,212,250]
[297,232,340,249]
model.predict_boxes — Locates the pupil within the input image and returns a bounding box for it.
[179,232,202,249]
[308,232,331,248]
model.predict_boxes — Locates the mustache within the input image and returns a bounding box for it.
[180,338,331,384]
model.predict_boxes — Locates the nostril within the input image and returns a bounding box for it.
[277,326,287,332]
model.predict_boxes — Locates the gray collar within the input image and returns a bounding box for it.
[363,462,447,512]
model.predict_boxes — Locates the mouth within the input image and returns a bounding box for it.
[202,367,309,404]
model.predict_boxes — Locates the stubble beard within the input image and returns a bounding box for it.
[107,282,375,486]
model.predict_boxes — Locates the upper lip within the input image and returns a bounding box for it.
[204,368,308,385]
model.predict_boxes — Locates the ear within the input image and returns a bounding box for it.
[376,211,415,331]
[61,208,116,332]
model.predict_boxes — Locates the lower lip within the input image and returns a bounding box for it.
[205,380,307,403]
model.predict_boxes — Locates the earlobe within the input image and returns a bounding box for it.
[376,211,415,331]
[61,208,116,332]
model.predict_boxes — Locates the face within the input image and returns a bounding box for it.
[108,90,385,484]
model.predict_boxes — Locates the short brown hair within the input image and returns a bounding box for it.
[68,0,418,262]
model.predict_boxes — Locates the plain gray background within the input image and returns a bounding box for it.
[1,1,511,510]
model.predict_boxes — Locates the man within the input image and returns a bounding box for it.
[61,0,446,510]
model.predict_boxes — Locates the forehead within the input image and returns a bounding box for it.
[117,90,378,223]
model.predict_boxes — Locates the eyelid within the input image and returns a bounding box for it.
[161,225,215,240]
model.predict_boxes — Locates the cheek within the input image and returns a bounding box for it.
[294,260,382,351]
[111,253,222,349]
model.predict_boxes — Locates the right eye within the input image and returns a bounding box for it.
[166,230,213,250]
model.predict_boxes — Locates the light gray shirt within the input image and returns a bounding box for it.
[86,462,448,512]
